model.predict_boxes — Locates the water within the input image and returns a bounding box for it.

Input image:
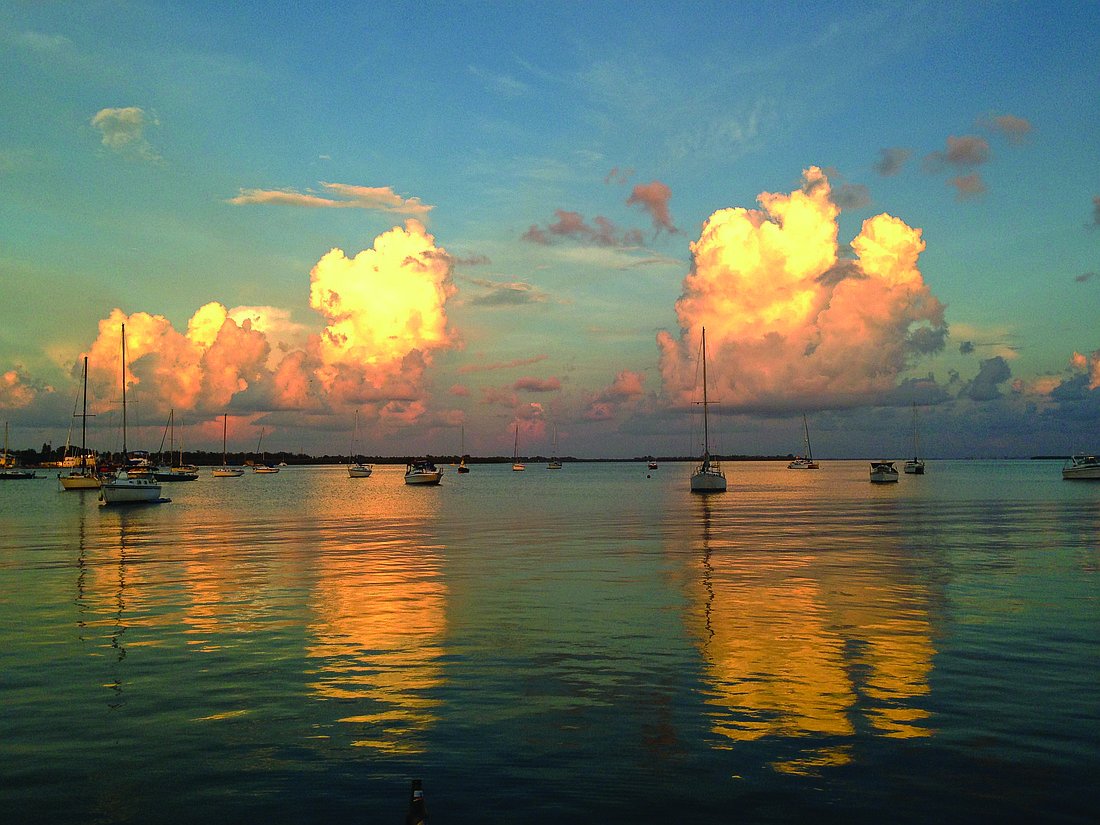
[1,461,1098,823]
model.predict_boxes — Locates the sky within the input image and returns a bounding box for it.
[1,1,1098,460]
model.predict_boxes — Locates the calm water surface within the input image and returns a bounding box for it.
[1,460,1098,823]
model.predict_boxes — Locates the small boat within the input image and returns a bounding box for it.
[548,425,562,469]
[512,425,525,471]
[212,413,245,477]
[252,428,279,473]
[869,460,899,483]
[100,324,163,504]
[59,356,100,489]
[458,426,470,473]
[648,460,658,470]
[347,409,373,478]
[1,421,36,479]
[154,410,199,481]
[690,327,726,493]
[1062,454,1100,480]
[404,458,442,485]
[787,414,820,469]
[904,402,925,475]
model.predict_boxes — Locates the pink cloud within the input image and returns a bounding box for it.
[523,209,643,247]
[626,180,678,234]
[947,173,987,201]
[448,384,471,396]
[977,113,1034,144]
[228,183,432,215]
[457,354,548,374]
[922,135,990,172]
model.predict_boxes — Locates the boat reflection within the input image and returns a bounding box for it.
[685,494,934,775]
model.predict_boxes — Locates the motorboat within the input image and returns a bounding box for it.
[404,458,442,485]
[904,403,925,474]
[1062,454,1100,480]
[869,460,899,483]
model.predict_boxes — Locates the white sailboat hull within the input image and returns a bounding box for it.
[690,469,727,492]
[212,467,244,477]
[100,472,163,503]
[348,464,373,478]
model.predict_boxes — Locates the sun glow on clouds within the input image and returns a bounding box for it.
[657,168,948,411]
[76,220,458,430]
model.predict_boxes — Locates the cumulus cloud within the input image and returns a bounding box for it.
[1070,349,1100,390]
[1,368,41,409]
[308,219,458,414]
[657,167,947,412]
[583,370,647,420]
[626,180,678,234]
[959,356,1012,401]
[78,220,459,431]
[91,107,161,162]
[873,147,911,176]
[228,182,432,215]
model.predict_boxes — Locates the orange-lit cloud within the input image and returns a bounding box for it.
[512,376,560,392]
[76,220,459,430]
[228,182,432,215]
[626,180,678,234]
[1070,349,1100,390]
[657,168,947,411]
[0,368,40,408]
[583,369,647,420]
[308,219,458,414]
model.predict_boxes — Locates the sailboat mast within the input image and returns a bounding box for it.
[120,324,128,456]
[701,327,710,457]
[80,356,88,468]
[803,413,812,461]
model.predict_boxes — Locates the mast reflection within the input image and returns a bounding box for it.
[685,494,934,774]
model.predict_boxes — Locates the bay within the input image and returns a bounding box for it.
[1,460,1098,823]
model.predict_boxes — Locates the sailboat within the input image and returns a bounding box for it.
[212,413,244,477]
[458,426,470,473]
[1,421,36,479]
[904,402,925,474]
[512,425,525,471]
[787,414,820,469]
[100,324,164,504]
[547,425,562,469]
[690,327,726,493]
[60,356,100,489]
[347,409,373,478]
[155,410,199,481]
[252,428,279,473]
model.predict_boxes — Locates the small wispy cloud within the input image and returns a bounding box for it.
[228,182,432,215]
[91,107,163,163]
[872,147,911,177]
[458,355,549,374]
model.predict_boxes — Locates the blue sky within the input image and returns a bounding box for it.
[1,1,1097,460]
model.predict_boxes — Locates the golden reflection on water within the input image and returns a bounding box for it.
[306,543,447,753]
[684,494,935,774]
